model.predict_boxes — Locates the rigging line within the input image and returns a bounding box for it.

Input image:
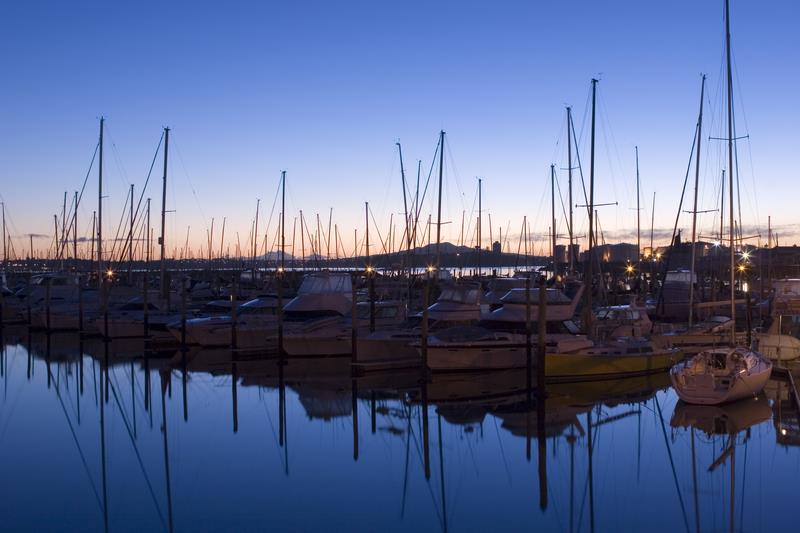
[108,377,168,529]
[55,141,100,252]
[569,107,591,223]
[598,91,631,219]
[368,206,389,256]
[261,398,287,471]
[262,176,283,258]
[732,54,761,228]
[413,138,441,239]
[655,118,699,313]
[106,183,132,262]
[172,138,209,227]
[105,126,132,189]
[492,415,513,484]
[655,395,691,533]
[407,405,445,531]
[444,135,469,218]
[46,365,104,513]
[554,170,571,236]
[127,133,165,242]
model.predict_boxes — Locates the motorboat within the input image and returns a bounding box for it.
[170,296,278,347]
[355,281,483,367]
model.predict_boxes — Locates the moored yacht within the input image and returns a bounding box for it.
[670,346,772,405]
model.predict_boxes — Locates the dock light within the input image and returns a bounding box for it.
[741,250,751,261]
[738,264,746,272]
[106,269,114,279]
[782,428,788,436]
[625,265,634,274]
[277,267,284,273]
[426,265,434,273]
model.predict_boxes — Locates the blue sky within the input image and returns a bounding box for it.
[1,0,798,259]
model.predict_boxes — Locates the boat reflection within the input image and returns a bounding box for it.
[670,394,773,533]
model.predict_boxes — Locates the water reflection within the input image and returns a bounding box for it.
[0,327,798,531]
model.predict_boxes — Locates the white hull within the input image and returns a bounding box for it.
[670,347,772,405]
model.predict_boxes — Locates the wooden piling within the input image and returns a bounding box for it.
[351,273,358,365]
[45,277,51,331]
[421,278,430,371]
[537,276,547,392]
[180,277,187,350]
[143,272,149,338]
[78,274,84,333]
[230,275,238,349]
[368,271,376,333]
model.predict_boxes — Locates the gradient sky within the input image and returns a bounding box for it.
[1,0,798,260]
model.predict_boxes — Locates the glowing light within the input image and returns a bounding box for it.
[277,267,284,273]
[738,264,746,272]
[782,428,788,436]
[741,250,751,261]
[625,265,634,274]
[106,269,114,278]
[426,265,434,273]
[365,266,374,273]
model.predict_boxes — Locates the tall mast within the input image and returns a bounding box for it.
[435,130,445,270]
[551,164,557,279]
[2,202,7,271]
[253,198,260,266]
[61,191,67,263]
[365,202,370,266]
[397,142,410,251]
[477,177,482,275]
[146,198,151,265]
[73,191,78,267]
[414,159,421,251]
[567,107,575,274]
[585,79,598,332]
[129,183,135,268]
[725,0,736,333]
[635,147,641,280]
[97,117,104,286]
[688,75,706,328]
[219,217,226,259]
[159,127,170,299]
[281,171,286,271]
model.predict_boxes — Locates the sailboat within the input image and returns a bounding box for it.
[670,0,772,405]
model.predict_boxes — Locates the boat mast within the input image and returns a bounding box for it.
[477,177,482,275]
[435,130,445,271]
[281,170,286,272]
[129,183,135,270]
[725,0,736,337]
[146,198,151,266]
[635,147,641,284]
[72,191,78,268]
[159,127,170,300]
[2,202,7,272]
[688,75,706,328]
[585,79,598,334]
[97,117,104,287]
[551,164,557,279]
[567,107,575,275]
[397,142,410,251]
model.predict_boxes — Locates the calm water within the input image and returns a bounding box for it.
[1,327,798,532]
